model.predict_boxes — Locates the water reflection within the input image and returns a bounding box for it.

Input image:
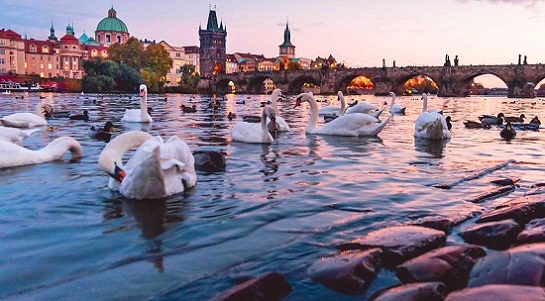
[260,144,280,179]
[414,137,450,158]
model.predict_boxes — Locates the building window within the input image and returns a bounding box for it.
[0,49,5,54]
[48,63,52,69]
[117,36,121,43]
[97,35,101,43]
[0,68,6,73]
[0,40,5,46]
[106,35,111,43]
[0,58,5,64]
[42,46,49,53]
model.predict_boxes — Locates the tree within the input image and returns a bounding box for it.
[141,43,172,91]
[108,37,144,70]
[81,58,140,92]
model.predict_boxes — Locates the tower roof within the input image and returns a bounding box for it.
[279,21,295,47]
[203,9,226,32]
[96,6,129,34]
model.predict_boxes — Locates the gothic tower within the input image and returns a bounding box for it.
[279,21,295,70]
[199,7,227,79]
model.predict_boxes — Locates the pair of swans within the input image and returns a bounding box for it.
[318,91,384,118]
[231,106,277,144]
[414,93,451,140]
[241,89,290,132]
[121,84,153,123]
[99,131,196,199]
[1,103,48,128]
[294,93,390,136]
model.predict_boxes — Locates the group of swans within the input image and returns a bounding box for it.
[319,91,386,118]
[98,131,196,199]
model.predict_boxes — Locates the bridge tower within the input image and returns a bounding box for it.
[278,21,295,70]
[199,7,227,79]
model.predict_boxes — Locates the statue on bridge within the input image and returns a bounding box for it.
[524,55,528,65]
[382,58,386,68]
[393,60,396,68]
[518,54,522,65]
[454,55,459,67]
[444,54,451,67]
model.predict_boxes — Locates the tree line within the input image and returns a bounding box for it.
[82,37,199,93]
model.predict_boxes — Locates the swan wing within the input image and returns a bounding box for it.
[231,122,271,144]
[317,113,380,136]
[318,106,341,115]
[1,112,47,128]
[345,102,377,114]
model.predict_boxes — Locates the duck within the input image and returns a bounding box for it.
[89,121,114,142]
[236,100,246,105]
[446,116,453,131]
[0,127,39,144]
[317,91,347,116]
[227,112,237,120]
[98,131,196,200]
[500,122,516,141]
[348,100,358,107]
[44,105,71,118]
[294,92,390,136]
[231,106,276,144]
[504,114,525,123]
[414,93,451,140]
[478,113,504,125]
[464,120,491,129]
[69,110,90,121]
[121,84,153,123]
[181,104,197,113]
[0,136,82,169]
[268,88,290,132]
[1,103,48,128]
[242,115,262,123]
[388,92,406,114]
[530,116,541,126]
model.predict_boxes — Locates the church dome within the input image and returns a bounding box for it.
[96,7,129,34]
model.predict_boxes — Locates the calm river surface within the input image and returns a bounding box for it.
[1,92,544,300]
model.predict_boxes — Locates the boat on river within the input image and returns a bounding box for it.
[0,81,45,92]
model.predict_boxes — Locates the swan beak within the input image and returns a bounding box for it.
[140,88,145,97]
[110,164,125,182]
[293,98,302,109]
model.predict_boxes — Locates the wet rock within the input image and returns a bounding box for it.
[193,150,226,172]
[517,218,545,245]
[406,216,455,233]
[468,243,545,287]
[490,177,519,186]
[396,244,486,290]
[459,219,521,250]
[209,272,292,301]
[465,185,515,203]
[444,284,545,301]
[307,248,382,295]
[337,226,446,267]
[476,194,545,224]
[368,282,446,301]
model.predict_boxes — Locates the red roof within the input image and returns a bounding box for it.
[0,28,23,40]
[25,39,56,54]
[60,34,79,44]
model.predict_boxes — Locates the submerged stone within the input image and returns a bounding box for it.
[444,284,545,301]
[209,272,292,301]
[396,244,486,290]
[406,216,455,233]
[476,194,545,224]
[517,218,545,245]
[459,219,521,250]
[468,243,545,287]
[368,282,446,301]
[307,248,382,295]
[337,225,446,267]
[193,150,226,172]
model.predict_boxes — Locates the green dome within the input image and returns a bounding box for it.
[96,7,129,33]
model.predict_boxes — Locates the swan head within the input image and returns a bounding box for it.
[263,106,276,131]
[110,163,126,182]
[293,93,313,108]
[388,92,395,96]
[337,91,344,100]
[139,84,147,97]
[272,88,284,99]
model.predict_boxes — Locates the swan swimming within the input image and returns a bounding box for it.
[98,131,197,200]
[294,92,390,136]
[414,93,451,140]
[1,103,48,128]
[231,106,276,144]
[318,91,348,116]
[268,88,290,132]
[0,136,82,169]
[121,84,153,123]
[387,92,406,114]
[0,127,40,144]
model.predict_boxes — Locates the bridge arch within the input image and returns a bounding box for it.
[337,73,376,94]
[215,78,236,94]
[288,75,320,94]
[390,72,441,95]
[247,73,278,94]
[458,71,509,89]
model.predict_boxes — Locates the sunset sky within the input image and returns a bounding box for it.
[2,0,545,87]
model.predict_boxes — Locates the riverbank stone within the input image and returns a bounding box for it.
[337,225,446,267]
[405,216,455,233]
[444,284,545,301]
[396,244,486,290]
[517,218,545,245]
[468,243,545,287]
[476,194,545,224]
[367,282,446,301]
[209,272,292,301]
[458,219,521,250]
[307,248,382,295]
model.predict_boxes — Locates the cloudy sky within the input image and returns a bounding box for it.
[2,0,545,86]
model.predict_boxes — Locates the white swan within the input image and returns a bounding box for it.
[294,92,390,136]
[414,93,451,140]
[98,131,197,200]
[388,92,406,114]
[268,88,290,132]
[121,84,153,123]
[1,103,48,128]
[0,127,40,144]
[0,136,82,169]
[231,106,276,144]
[318,91,347,116]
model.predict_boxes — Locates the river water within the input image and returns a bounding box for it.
[1,92,544,300]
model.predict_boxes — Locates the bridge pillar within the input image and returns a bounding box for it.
[373,79,393,96]
[507,74,535,98]
[438,67,467,97]
[198,79,215,94]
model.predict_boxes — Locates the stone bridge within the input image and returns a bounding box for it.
[200,64,545,98]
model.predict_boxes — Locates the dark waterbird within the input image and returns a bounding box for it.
[69,110,89,121]
[500,122,516,140]
[89,121,114,142]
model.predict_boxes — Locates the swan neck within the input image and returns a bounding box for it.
[140,93,148,118]
[271,91,279,113]
[422,96,428,113]
[306,96,319,133]
[99,131,153,172]
[260,109,273,142]
[36,137,82,162]
[390,94,396,106]
[339,94,346,115]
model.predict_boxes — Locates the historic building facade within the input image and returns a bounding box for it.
[0,29,25,75]
[278,22,295,70]
[199,8,227,79]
